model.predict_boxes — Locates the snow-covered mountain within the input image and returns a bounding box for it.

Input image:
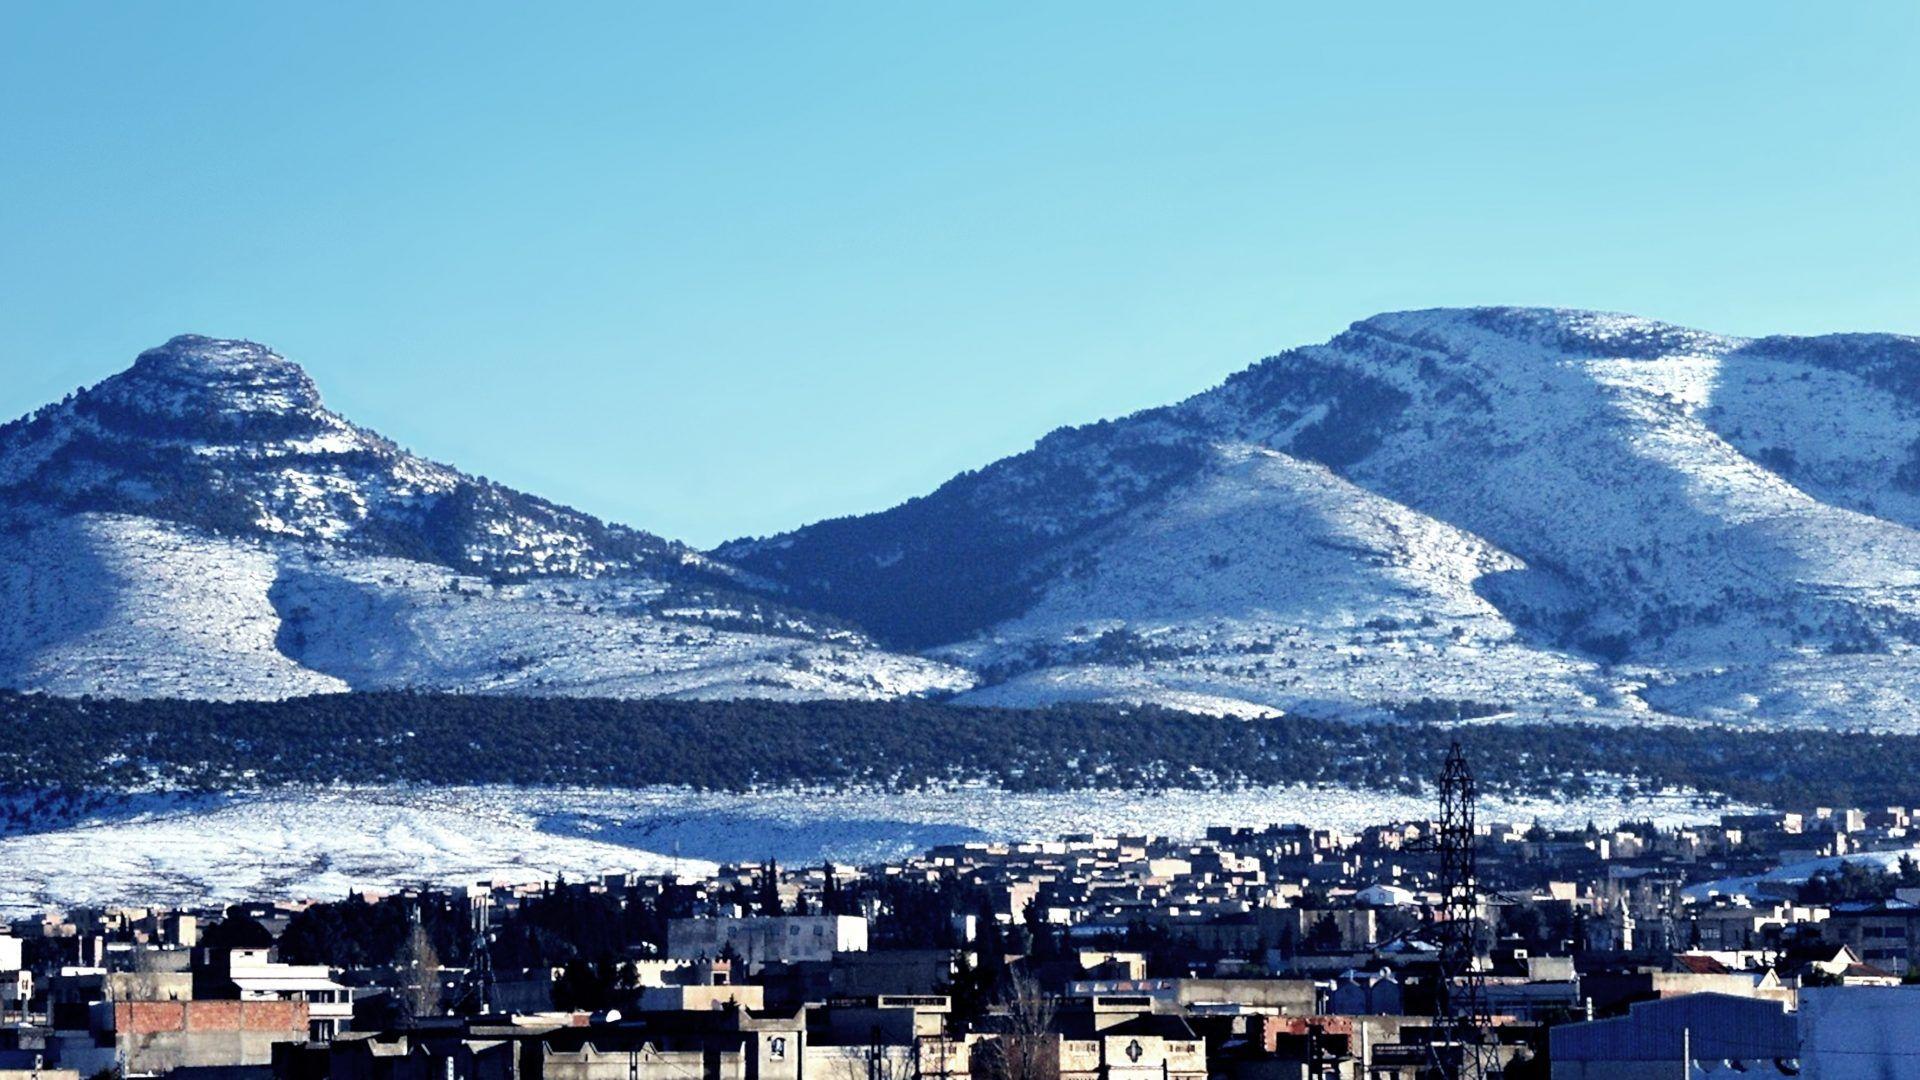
[722,308,1920,730]
[13,314,1920,728]
[0,336,970,700]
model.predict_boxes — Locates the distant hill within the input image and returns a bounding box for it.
[0,335,968,700]
[722,308,1920,730]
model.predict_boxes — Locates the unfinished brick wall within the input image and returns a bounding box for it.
[113,999,308,1035]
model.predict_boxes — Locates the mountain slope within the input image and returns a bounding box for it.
[940,443,1608,720]
[0,336,970,701]
[723,308,1920,729]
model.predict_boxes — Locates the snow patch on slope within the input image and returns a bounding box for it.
[0,512,970,701]
[0,783,1738,915]
[0,513,345,699]
[943,443,1608,720]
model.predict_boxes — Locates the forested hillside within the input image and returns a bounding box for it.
[4,691,1917,810]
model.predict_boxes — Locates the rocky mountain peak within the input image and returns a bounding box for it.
[109,334,325,418]
[0,335,690,581]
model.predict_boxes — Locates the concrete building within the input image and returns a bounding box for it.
[666,916,868,971]
[1822,902,1920,975]
[1550,993,1796,1080]
[1581,966,1790,1016]
[968,1030,1206,1080]
[198,948,354,1041]
[818,995,951,1044]
[1352,884,1416,908]
[288,1013,807,1080]
[827,949,956,997]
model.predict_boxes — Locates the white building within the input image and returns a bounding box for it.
[1353,883,1417,907]
[667,916,868,971]
[0,934,25,1022]
[209,948,354,1041]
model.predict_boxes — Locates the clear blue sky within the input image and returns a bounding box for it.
[4,3,1916,547]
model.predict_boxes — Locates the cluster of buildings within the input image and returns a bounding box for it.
[7,803,1920,1079]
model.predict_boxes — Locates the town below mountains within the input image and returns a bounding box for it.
[10,314,1920,1076]
[9,791,1920,1079]
[5,308,1920,730]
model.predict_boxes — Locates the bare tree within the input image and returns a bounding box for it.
[979,972,1057,1080]
[395,918,441,1022]
[821,1036,913,1080]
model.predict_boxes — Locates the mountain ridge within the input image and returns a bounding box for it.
[721,306,1920,729]
[7,309,1920,729]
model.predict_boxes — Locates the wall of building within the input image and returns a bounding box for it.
[636,985,763,1012]
[828,950,954,997]
[319,1037,518,1080]
[1175,979,1318,1013]
[1549,993,1794,1080]
[108,999,309,1075]
[543,1046,738,1080]
[1551,1061,1686,1080]
[806,1044,915,1080]
[1800,986,1920,1080]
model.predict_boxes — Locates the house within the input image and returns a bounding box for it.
[1798,946,1901,988]
[197,947,355,1041]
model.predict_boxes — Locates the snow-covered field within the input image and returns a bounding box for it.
[0,783,1739,915]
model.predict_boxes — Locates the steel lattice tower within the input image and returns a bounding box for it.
[1432,741,1499,1080]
